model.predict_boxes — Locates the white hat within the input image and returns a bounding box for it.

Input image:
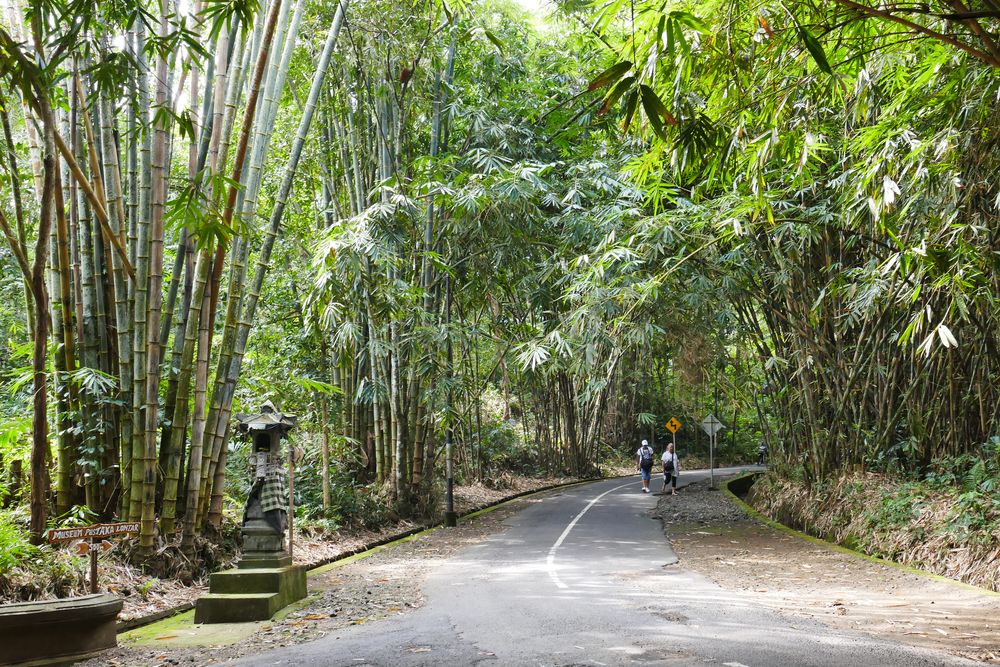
[641,439,648,446]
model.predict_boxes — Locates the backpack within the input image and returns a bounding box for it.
[639,446,653,466]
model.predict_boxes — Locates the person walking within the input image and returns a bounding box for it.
[636,439,655,493]
[757,441,767,465]
[662,443,679,495]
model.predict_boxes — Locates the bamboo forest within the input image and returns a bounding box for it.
[1,0,1000,656]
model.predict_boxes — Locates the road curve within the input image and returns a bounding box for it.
[233,471,976,666]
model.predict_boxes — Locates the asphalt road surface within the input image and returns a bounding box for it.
[233,470,977,666]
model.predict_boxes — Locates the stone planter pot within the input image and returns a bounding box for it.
[0,593,122,666]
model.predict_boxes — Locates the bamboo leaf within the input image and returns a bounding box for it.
[588,60,633,92]
[621,89,639,131]
[639,85,673,140]
[639,85,678,126]
[202,0,261,41]
[599,76,634,116]
[937,323,958,348]
[794,20,832,74]
[291,376,344,396]
[483,29,504,54]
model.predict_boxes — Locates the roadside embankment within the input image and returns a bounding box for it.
[745,470,1000,593]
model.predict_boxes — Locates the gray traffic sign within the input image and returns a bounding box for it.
[701,413,724,436]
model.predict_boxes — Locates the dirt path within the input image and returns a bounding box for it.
[658,480,1000,664]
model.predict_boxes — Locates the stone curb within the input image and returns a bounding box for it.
[118,475,610,632]
[720,473,1000,599]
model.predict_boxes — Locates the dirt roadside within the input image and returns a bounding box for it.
[84,474,1000,666]
[658,478,1000,664]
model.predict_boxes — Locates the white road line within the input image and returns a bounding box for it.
[546,481,636,589]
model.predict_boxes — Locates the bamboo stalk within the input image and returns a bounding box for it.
[203,0,350,525]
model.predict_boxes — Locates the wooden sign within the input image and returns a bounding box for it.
[74,540,116,556]
[665,417,681,434]
[49,523,136,594]
[48,522,140,543]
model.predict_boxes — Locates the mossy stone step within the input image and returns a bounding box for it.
[194,593,281,624]
[208,568,294,595]
[194,565,306,624]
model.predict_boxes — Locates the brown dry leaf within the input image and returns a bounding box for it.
[302,614,327,621]
[287,621,306,626]
[154,635,178,641]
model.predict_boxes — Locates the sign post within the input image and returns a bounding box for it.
[48,522,139,594]
[665,417,681,453]
[700,414,725,489]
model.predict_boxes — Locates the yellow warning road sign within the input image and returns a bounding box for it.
[665,417,681,434]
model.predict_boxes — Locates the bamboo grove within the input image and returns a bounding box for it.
[0,0,664,550]
[0,0,353,546]
[303,0,653,506]
[3,0,999,558]
[576,0,1000,481]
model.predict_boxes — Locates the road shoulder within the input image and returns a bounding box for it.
[657,478,1000,664]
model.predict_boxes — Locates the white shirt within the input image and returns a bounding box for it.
[662,451,679,474]
[636,445,654,462]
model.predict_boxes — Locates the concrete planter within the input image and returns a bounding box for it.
[0,593,122,666]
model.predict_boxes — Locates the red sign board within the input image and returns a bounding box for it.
[48,522,140,543]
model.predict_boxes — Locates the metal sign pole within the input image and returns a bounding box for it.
[710,433,715,489]
[288,443,295,559]
[90,540,98,594]
[444,276,457,527]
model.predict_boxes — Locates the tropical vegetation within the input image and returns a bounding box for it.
[0,0,998,592]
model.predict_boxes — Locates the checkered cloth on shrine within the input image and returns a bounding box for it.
[259,470,288,514]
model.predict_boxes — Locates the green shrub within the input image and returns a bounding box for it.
[0,513,35,574]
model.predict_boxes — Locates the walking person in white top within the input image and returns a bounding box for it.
[662,443,679,495]
[636,440,655,493]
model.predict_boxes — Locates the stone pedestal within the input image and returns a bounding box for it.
[195,495,305,623]
[194,564,306,624]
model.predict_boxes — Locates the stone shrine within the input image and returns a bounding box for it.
[194,402,306,623]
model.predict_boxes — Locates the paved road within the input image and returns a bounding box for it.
[234,470,976,666]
